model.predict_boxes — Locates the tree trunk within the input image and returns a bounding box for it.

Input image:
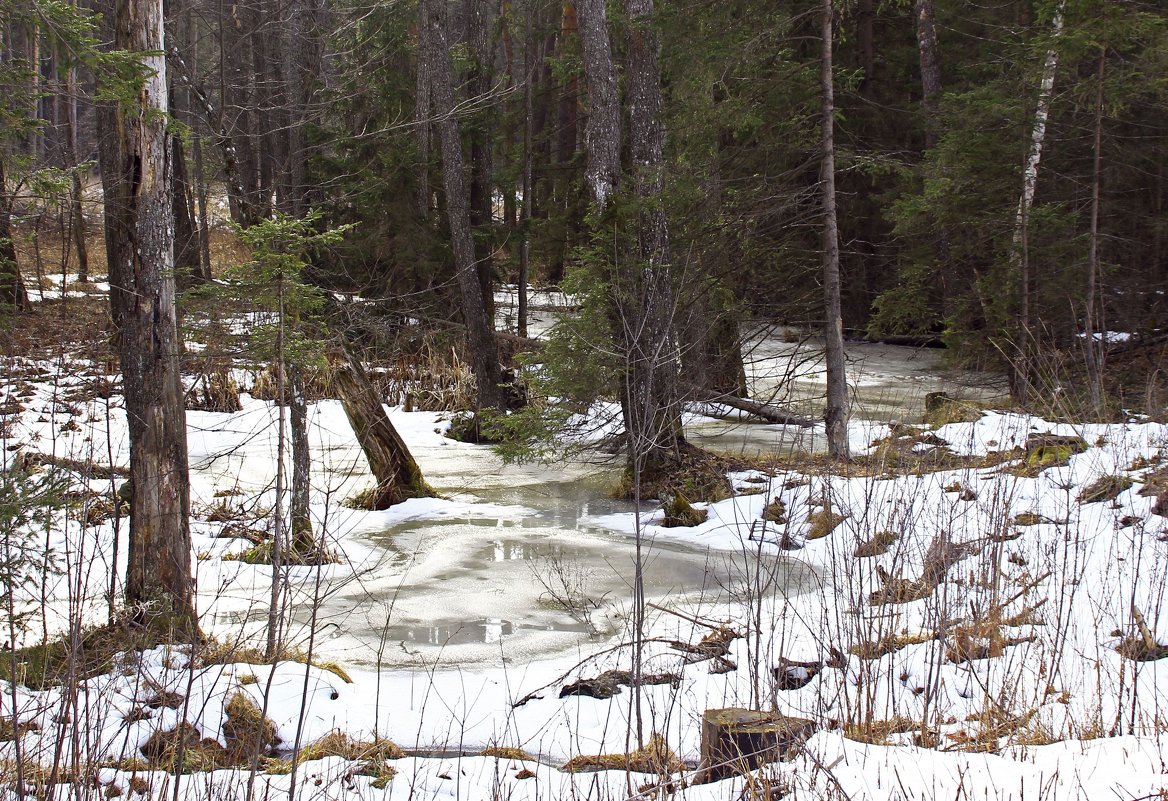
[415,16,432,220]
[575,0,620,209]
[287,363,315,555]
[466,0,496,321]
[0,159,30,310]
[913,0,942,148]
[65,59,89,283]
[912,0,951,311]
[821,0,849,461]
[331,347,432,510]
[1084,48,1105,416]
[100,0,196,632]
[1009,0,1065,404]
[622,0,683,474]
[518,0,534,339]
[172,132,202,289]
[420,0,507,413]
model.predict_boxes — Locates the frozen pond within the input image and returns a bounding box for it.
[688,327,1008,456]
[265,474,815,668]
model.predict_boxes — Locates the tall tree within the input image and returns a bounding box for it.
[1009,0,1065,403]
[821,0,849,460]
[418,0,507,414]
[99,0,196,630]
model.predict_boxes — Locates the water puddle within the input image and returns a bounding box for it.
[270,473,815,668]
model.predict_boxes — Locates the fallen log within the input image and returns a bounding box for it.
[683,383,814,427]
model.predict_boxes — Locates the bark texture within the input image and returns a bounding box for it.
[0,159,30,310]
[821,0,850,460]
[575,0,620,208]
[100,0,196,629]
[419,0,507,413]
[332,348,432,510]
[621,0,683,472]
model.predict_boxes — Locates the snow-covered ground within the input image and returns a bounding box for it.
[3,342,1168,799]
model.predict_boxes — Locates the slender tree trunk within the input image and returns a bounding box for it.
[466,0,496,321]
[415,17,432,220]
[913,0,951,310]
[100,0,196,631]
[518,0,534,339]
[821,0,849,461]
[1084,48,1106,416]
[1010,0,1065,404]
[420,0,507,413]
[914,0,942,148]
[0,159,30,310]
[65,57,89,283]
[331,346,431,510]
[287,364,314,554]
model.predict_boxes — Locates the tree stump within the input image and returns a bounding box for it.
[695,707,815,783]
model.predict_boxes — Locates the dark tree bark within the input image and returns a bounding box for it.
[621,0,683,472]
[466,0,496,321]
[575,0,620,209]
[913,0,942,148]
[517,0,534,339]
[99,0,196,631]
[0,159,30,310]
[172,133,203,288]
[287,364,314,553]
[1084,49,1106,416]
[419,0,507,413]
[331,347,432,510]
[821,0,850,461]
[64,59,89,283]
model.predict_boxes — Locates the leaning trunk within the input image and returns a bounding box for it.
[332,347,431,510]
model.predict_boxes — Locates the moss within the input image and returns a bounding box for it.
[661,494,707,527]
[0,620,191,690]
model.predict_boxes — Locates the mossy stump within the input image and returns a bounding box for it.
[695,708,815,783]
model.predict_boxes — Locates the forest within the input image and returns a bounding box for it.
[1,0,1168,799]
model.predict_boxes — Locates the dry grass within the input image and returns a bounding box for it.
[844,715,919,745]
[854,529,898,558]
[849,631,934,661]
[561,733,684,774]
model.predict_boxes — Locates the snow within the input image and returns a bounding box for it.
[4,345,1168,799]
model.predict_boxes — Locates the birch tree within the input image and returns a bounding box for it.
[1010,0,1066,404]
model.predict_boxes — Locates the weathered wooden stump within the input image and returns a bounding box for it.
[695,707,815,783]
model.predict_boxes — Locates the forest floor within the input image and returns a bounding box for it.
[1,273,1168,800]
